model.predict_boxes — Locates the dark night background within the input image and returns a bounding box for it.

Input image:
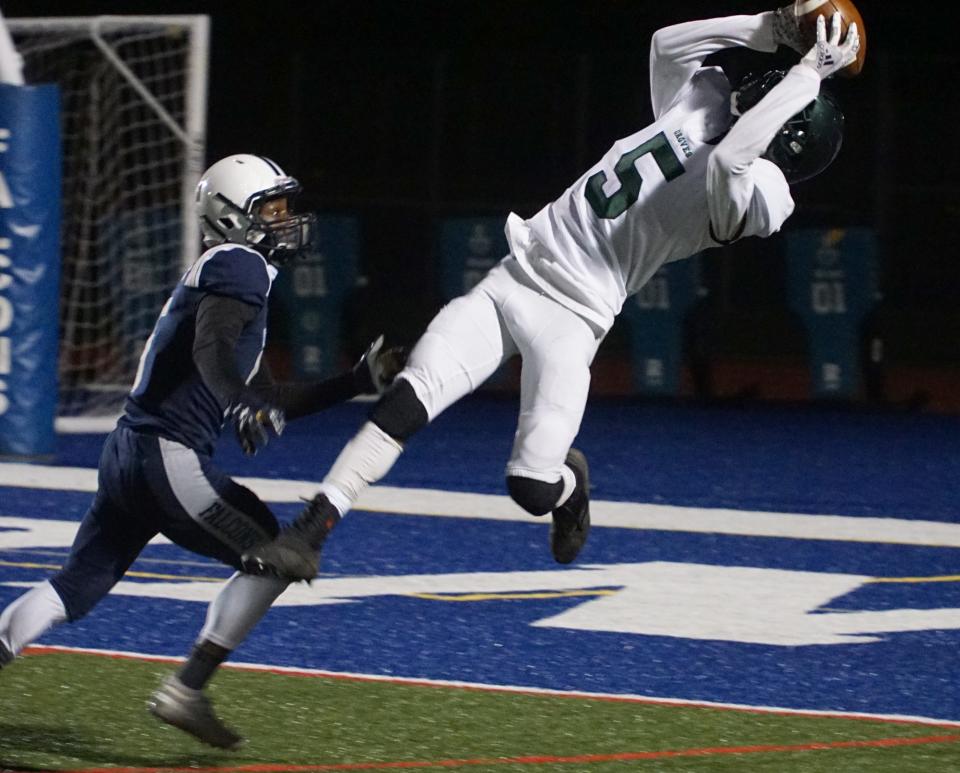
[5,1,958,408]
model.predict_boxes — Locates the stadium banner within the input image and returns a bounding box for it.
[622,257,702,395]
[786,228,878,399]
[273,215,359,378]
[0,84,61,456]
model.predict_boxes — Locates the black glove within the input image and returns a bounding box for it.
[353,334,408,394]
[229,396,286,456]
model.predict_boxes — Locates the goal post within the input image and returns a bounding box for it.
[7,15,209,420]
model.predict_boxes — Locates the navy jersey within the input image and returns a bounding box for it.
[119,244,277,455]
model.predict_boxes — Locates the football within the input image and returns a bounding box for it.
[794,0,867,77]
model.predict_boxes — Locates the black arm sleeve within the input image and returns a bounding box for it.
[250,367,365,421]
[193,293,260,410]
[195,293,365,420]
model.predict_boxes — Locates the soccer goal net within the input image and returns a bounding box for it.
[7,16,209,419]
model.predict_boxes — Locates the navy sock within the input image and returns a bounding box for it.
[177,640,230,690]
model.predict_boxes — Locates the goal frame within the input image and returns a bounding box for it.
[7,15,210,273]
[7,15,210,429]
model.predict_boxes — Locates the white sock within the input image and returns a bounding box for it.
[199,572,289,651]
[318,482,353,517]
[321,421,403,515]
[0,581,68,656]
[554,465,577,508]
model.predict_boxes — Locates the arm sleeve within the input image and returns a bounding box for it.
[193,293,260,410]
[705,63,821,242]
[649,13,778,119]
[204,296,365,419]
[247,345,365,420]
[252,372,364,421]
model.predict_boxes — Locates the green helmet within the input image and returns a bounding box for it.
[733,69,844,184]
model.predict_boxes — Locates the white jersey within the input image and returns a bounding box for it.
[506,13,820,334]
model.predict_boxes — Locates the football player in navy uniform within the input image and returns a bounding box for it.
[0,154,403,748]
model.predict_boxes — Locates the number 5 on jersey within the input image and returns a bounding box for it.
[585,132,685,219]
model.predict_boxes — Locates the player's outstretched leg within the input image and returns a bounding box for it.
[148,673,242,749]
[244,414,409,581]
[242,492,341,581]
[550,449,591,564]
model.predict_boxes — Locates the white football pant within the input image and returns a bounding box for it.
[400,257,600,483]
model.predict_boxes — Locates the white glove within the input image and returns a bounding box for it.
[771,4,807,54]
[800,13,860,80]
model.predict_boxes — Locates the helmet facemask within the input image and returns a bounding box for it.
[732,70,845,184]
[245,186,317,266]
[196,155,317,266]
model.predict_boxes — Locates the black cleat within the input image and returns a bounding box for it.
[241,493,341,582]
[550,449,590,564]
[0,640,12,669]
[148,675,243,749]
[241,531,320,582]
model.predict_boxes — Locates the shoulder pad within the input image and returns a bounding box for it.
[184,244,274,307]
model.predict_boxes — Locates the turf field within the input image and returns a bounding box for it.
[3,648,959,772]
[2,396,960,771]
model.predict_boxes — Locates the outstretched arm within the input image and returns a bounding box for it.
[706,13,860,242]
[250,363,363,422]
[705,65,818,242]
[649,13,778,119]
[250,336,406,421]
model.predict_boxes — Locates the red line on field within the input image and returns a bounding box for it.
[21,645,960,730]
[35,734,960,773]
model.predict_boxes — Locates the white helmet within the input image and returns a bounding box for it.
[195,154,316,264]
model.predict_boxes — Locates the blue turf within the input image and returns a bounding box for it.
[5,395,960,720]
[56,396,960,519]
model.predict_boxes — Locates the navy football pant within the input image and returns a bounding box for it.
[50,425,278,621]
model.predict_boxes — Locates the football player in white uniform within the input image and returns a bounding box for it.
[239,7,859,584]
[148,5,858,749]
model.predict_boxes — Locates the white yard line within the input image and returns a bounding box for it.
[1,462,959,548]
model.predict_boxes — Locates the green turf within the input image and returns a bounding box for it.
[1,651,958,772]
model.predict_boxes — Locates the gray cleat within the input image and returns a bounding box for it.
[148,675,243,749]
[0,640,12,669]
[550,448,591,564]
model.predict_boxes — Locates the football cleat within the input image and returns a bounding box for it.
[0,640,12,668]
[550,449,591,564]
[241,531,320,582]
[241,493,340,582]
[148,675,243,750]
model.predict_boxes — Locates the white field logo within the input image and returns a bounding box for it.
[4,514,960,648]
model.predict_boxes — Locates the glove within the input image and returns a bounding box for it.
[771,4,807,55]
[353,334,408,394]
[229,397,286,456]
[800,13,860,80]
